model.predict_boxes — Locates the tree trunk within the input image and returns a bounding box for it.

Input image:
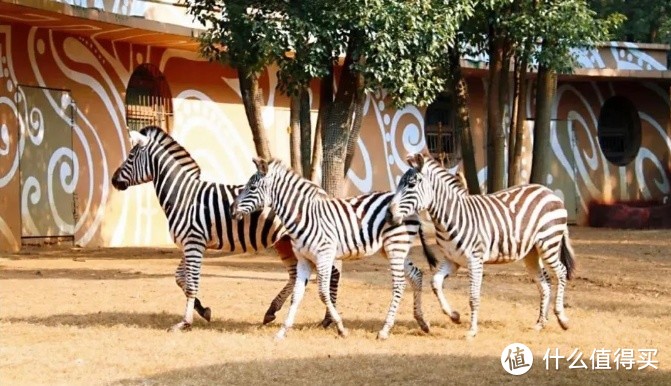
[238,69,272,159]
[299,87,312,178]
[321,40,360,197]
[344,73,366,173]
[508,53,530,186]
[530,64,557,185]
[486,36,506,193]
[310,68,334,183]
[449,45,480,194]
[289,93,302,174]
[508,55,520,181]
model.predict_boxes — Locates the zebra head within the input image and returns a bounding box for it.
[388,153,433,225]
[111,130,153,191]
[231,157,272,221]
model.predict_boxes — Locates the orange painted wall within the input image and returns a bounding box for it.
[1,21,670,252]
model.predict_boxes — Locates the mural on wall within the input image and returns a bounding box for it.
[0,11,670,250]
[549,80,671,222]
[0,17,445,250]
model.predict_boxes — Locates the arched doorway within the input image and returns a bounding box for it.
[597,95,641,166]
[424,93,458,167]
[125,63,173,132]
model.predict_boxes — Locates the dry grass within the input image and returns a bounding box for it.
[1,227,671,385]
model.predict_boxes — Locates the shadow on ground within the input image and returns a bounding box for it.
[1,311,435,336]
[0,267,289,282]
[110,353,670,386]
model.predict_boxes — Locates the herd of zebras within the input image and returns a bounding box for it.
[111,125,576,340]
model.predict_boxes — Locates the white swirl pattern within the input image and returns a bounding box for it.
[47,147,78,233]
[2,18,671,249]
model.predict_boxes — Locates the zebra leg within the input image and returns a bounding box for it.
[466,255,484,339]
[546,252,570,330]
[404,259,430,333]
[275,258,312,341]
[316,256,348,337]
[377,255,407,340]
[263,255,297,325]
[169,241,205,332]
[176,257,211,323]
[524,254,551,331]
[320,260,342,329]
[431,260,461,324]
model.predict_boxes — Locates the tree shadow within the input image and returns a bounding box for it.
[110,353,670,386]
[0,268,174,280]
[3,247,182,260]
[0,267,289,282]
[1,311,263,332]
[1,312,433,337]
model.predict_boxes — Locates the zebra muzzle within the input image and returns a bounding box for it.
[111,169,128,191]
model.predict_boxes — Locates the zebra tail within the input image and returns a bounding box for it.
[560,231,577,280]
[418,221,438,269]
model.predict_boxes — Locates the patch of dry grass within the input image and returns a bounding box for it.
[1,227,670,385]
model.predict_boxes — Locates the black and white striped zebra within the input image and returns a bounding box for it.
[111,126,339,331]
[231,157,437,340]
[388,153,576,338]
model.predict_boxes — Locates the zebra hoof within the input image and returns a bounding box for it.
[202,307,212,323]
[377,331,390,340]
[450,311,461,324]
[465,329,477,339]
[557,316,570,330]
[274,329,287,341]
[338,328,349,338]
[418,320,430,334]
[533,321,547,331]
[168,321,191,333]
[320,318,334,329]
[263,313,277,325]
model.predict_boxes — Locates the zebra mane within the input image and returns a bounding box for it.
[267,158,329,198]
[424,157,468,196]
[139,126,202,179]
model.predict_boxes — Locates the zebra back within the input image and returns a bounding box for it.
[422,157,568,261]
[247,159,423,257]
[113,126,287,253]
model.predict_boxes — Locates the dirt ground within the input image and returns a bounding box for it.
[1,226,670,386]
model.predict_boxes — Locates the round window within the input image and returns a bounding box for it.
[597,96,641,166]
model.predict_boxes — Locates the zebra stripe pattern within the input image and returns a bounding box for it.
[231,157,436,340]
[388,153,576,338]
[111,126,339,331]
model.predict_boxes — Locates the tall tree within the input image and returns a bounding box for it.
[189,0,473,197]
[459,0,519,192]
[589,0,670,43]
[448,42,480,194]
[188,2,276,159]
[528,0,621,184]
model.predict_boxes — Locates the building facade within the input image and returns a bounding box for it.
[1,0,670,252]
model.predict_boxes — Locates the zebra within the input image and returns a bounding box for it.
[231,157,437,340]
[110,126,339,332]
[387,153,576,338]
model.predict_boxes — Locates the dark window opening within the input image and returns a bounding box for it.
[597,96,641,166]
[125,63,173,132]
[424,93,459,167]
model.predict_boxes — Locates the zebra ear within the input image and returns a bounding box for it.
[406,153,425,172]
[129,130,149,147]
[253,157,269,175]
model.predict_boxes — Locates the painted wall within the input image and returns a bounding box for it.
[552,81,671,219]
[1,21,670,252]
